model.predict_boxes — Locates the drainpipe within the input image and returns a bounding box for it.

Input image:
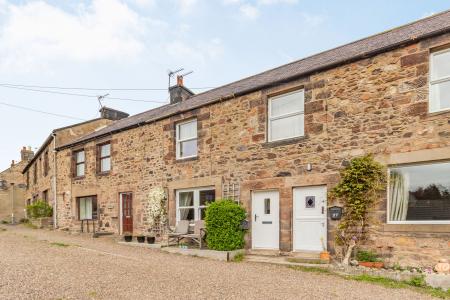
[52,133,58,229]
[10,183,15,224]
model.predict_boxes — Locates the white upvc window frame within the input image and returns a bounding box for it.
[175,186,215,222]
[429,47,450,113]
[176,119,198,160]
[268,89,305,142]
[386,161,450,225]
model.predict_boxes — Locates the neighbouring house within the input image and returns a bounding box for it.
[22,107,129,227]
[0,147,34,222]
[29,11,450,267]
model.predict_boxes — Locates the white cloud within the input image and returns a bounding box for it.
[132,0,157,8]
[177,0,198,15]
[239,4,259,20]
[165,37,224,65]
[0,0,148,72]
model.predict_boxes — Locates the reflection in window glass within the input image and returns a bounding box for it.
[389,162,450,222]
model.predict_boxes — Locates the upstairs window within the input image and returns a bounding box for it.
[176,119,198,159]
[33,164,37,184]
[74,150,85,177]
[268,89,305,142]
[430,48,450,113]
[43,151,49,177]
[97,142,111,173]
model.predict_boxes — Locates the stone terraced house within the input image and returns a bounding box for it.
[39,11,450,266]
[22,107,129,225]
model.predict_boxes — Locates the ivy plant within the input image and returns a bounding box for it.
[329,154,386,264]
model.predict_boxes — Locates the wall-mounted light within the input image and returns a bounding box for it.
[306,163,312,172]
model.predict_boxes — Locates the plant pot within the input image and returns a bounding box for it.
[359,261,384,268]
[146,236,155,244]
[320,251,330,261]
[137,236,145,243]
[124,235,133,242]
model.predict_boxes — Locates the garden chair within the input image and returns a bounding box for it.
[180,220,206,249]
[167,220,190,246]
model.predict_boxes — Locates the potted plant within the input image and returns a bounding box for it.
[123,232,133,242]
[137,235,146,243]
[319,237,330,262]
[356,250,384,268]
[146,233,156,244]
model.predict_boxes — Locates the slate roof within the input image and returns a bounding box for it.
[58,10,450,150]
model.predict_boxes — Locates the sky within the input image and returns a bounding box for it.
[0,0,449,170]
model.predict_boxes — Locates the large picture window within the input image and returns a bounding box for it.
[268,89,304,142]
[430,48,450,113]
[176,187,215,222]
[176,119,198,159]
[388,162,450,224]
[77,196,98,220]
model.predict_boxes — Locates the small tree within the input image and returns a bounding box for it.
[26,200,53,219]
[205,199,246,251]
[329,155,385,265]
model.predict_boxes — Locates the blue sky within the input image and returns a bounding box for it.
[0,0,449,170]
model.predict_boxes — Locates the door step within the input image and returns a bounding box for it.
[93,232,114,238]
[246,249,281,256]
[245,254,329,268]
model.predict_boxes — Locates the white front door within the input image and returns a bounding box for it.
[293,186,327,252]
[252,190,279,250]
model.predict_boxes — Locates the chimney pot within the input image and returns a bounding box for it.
[177,75,184,86]
[11,160,15,166]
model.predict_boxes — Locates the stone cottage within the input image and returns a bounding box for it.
[0,147,34,222]
[22,107,128,227]
[49,11,450,266]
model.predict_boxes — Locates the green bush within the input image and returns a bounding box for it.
[205,199,246,251]
[356,250,380,262]
[26,200,53,219]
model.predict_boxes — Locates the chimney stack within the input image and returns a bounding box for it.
[99,107,129,121]
[20,146,34,162]
[169,75,194,104]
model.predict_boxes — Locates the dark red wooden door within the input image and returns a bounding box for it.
[122,193,133,233]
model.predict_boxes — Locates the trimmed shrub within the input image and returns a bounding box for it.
[205,199,246,251]
[26,200,53,219]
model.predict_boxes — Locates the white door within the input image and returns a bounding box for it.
[293,186,327,252]
[252,190,279,250]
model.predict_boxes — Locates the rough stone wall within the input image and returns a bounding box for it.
[0,160,28,221]
[56,33,450,266]
[24,118,114,208]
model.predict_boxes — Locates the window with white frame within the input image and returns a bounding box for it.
[98,143,111,173]
[388,162,450,224]
[176,119,198,159]
[176,187,215,222]
[268,89,305,142]
[74,150,85,177]
[430,48,450,113]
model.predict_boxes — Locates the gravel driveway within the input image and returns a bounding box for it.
[0,225,433,300]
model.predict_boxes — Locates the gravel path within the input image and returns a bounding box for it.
[0,225,433,300]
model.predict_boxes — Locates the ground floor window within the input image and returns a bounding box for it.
[176,187,215,222]
[77,196,98,220]
[388,161,450,223]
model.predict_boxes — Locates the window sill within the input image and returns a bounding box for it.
[175,156,198,163]
[383,223,450,233]
[72,176,85,181]
[262,136,307,148]
[427,108,450,119]
[96,171,111,177]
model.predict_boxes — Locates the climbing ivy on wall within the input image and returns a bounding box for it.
[330,154,386,264]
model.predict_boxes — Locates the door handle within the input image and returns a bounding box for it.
[254,214,258,222]
[322,206,324,214]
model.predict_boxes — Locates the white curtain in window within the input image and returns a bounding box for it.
[179,192,193,220]
[389,171,409,221]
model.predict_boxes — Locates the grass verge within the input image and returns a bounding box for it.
[50,242,70,248]
[232,252,245,262]
[290,266,450,299]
